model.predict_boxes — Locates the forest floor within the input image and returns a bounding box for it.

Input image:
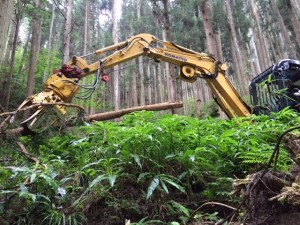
[84,132,300,225]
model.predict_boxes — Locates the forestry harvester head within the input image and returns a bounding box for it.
[15,64,83,132]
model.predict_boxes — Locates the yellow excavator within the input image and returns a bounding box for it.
[16,33,300,130]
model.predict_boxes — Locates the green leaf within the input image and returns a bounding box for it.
[147,177,159,199]
[169,200,190,216]
[170,222,180,225]
[108,175,116,187]
[88,174,106,190]
[137,172,151,183]
[160,176,185,193]
[160,180,169,194]
[20,192,37,203]
[30,173,37,183]
[0,190,17,195]
[132,154,142,168]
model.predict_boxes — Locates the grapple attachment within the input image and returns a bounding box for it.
[17,65,82,132]
[16,90,66,131]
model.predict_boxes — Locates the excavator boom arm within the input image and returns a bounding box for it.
[70,33,251,118]
[19,33,251,130]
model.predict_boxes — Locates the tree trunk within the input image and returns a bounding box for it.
[63,0,73,63]
[26,0,41,97]
[200,1,218,59]
[162,0,177,104]
[146,62,152,104]
[112,0,120,111]
[17,32,30,80]
[287,0,300,47]
[43,2,55,82]
[291,0,300,15]
[248,0,269,70]
[3,13,20,110]
[157,63,165,102]
[132,61,138,106]
[2,16,16,67]
[137,0,145,105]
[83,0,88,55]
[0,0,14,63]
[153,64,158,103]
[270,0,296,58]
[192,81,202,118]
[215,29,223,61]
[225,0,247,95]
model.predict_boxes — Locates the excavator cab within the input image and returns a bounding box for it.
[250,59,300,115]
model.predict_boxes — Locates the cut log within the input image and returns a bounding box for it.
[84,101,183,122]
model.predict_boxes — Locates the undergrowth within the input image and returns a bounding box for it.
[0,108,299,224]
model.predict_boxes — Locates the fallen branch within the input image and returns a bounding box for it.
[0,102,85,135]
[0,114,12,133]
[0,102,85,118]
[16,142,39,164]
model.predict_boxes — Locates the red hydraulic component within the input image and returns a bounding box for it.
[101,72,109,83]
[53,64,82,78]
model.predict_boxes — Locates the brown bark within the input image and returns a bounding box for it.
[2,15,16,66]
[215,30,223,61]
[192,81,202,117]
[270,0,296,58]
[248,0,269,70]
[0,0,14,62]
[132,61,138,106]
[63,0,73,63]
[287,0,300,47]
[43,2,55,82]
[137,0,145,105]
[157,63,165,102]
[25,0,42,99]
[3,17,20,110]
[200,1,218,59]
[162,0,177,104]
[151,0,177,105]
[112,0,120,111]
[225,0,247,95]
[153,64,159,103]
[85,101,183,121]
[146,63,152,104]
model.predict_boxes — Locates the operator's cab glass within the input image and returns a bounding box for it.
[250,59,300,115]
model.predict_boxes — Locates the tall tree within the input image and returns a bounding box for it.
[25,0,42,100]
[224,0,247,95]
[270,0,296,58]
[3,0,26,109]
[200,0,218,59]
[287,0,300,47]
[0,0,14,64]
[247,0,269,70]
[137,0,145,105]
[151,0,177,105]
[63,0,73,63]
[43,2,56,82]
[112,0,120,110]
